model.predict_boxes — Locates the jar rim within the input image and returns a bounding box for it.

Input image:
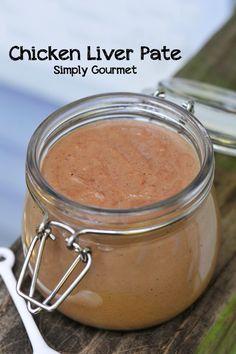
[26,92,214,222]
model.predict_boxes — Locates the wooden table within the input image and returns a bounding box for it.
[1,15,236,354]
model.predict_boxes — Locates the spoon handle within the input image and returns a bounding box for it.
[0,263,59,354]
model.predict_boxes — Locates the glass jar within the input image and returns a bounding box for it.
[18,93,220,330]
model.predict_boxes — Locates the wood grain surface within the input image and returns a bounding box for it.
[1,13,236,354]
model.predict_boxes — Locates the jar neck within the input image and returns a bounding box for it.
[26,92,215,230]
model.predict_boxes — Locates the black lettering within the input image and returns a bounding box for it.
[9,46,21,60]
[71,67,78,76]
[131,65,137,74]
[140,46,150,60]
[48,46,59,60]
[91,65,137,75]
[92,65,98,73]
[102,48,115,60]
[114,49,133,60]
[87,46,96,60]
[150,49,161,60]
[125,67,132,74]
[58,49,70,60]
[31,46,37,60]
[99,67,106,74]
[96,46,102,60]
[21,46,33,60]
[81,67,88,77]
[161,45,170,60]
[115,67,125,74]
[37,49,48,60]
[171,49,182,60]
[126,49,134,60]
[69,48,81,60]
[54,65,60,74]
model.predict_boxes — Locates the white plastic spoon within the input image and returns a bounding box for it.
[0,247,59,354]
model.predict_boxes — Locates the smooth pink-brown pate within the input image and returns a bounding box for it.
[42,120,199,208]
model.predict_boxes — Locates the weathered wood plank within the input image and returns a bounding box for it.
[1,13,236,354]
[177,14,236,90]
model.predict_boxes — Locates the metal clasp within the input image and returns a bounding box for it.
[153,85,195,114]
[182,100,195,114]
[17,215,170,315]
[16,218,92,314]
[153,88,166,99]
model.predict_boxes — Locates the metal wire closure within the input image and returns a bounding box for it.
[153,88,195,114]
[18,198,201,315]
[182,100,195,114]
[153,89,165,98]
[17,211,186,314]
[16,217,92,314]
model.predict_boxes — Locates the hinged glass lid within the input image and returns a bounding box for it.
[158,78,236,156]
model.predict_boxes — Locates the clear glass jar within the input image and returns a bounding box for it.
[20,93,220,330]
